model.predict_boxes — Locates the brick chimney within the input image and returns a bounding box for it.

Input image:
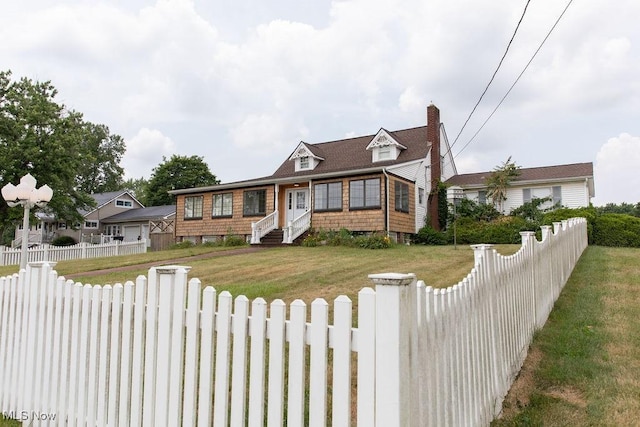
[427,104,442,230]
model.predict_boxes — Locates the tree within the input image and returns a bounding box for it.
[75,122,126,194]
[485,156,521,213]
[0,70,126,234]
[122,177,149,205]
[145,155,219,206]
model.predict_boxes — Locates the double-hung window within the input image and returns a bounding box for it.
[349,178,380,209]
[212,193,233,217]
[84,220,98,229]
[314,182,342,211]
[243,190,266,216]
[478,190,487,205]
[184,196,203,219]
[395,181,409,213]
[552,186,562,206]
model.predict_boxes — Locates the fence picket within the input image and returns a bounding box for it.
[308,298,329,427]
[230,295,250,426]
[197,287,217,427]
[96,286,112,425]
[286,300,307,427]
[267,300,286,426]
[247,298,267,427]
[182,278,202,427]
[332,295,352,427]
[213,291,233,427]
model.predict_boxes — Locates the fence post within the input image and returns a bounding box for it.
[368,272,418,427]
[0,246,4,266]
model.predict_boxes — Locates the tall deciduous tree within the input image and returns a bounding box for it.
[0,70,126,235]
[146,155,219,206]
[485,156,521,213]
[122,177,149,205]
[76,122,126,194]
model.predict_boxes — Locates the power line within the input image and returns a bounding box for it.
[447,0,532,153]
[453,0,574,159]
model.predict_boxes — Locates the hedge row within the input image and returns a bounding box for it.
[414,207,640,248]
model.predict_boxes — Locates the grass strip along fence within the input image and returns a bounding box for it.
[0,219,587,426]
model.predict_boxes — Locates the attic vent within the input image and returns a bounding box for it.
[371,135,390,147]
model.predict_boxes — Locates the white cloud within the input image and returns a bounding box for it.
[2,0,640,202]
[594,133,640,205]
[122,128,176,179]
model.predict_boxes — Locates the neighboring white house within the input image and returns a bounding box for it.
[445,162,595,213]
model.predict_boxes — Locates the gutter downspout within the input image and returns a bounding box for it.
[383,168,390,236]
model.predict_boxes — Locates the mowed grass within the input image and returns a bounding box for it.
[0,244,518,307]
[493,246,640,426]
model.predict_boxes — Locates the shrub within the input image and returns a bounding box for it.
[413,225,448,245]
[452,216,536,245]
[51,235,76,246]
[171,240,195,249]
[592,213,640,247]
[354,233,392,249]
[223,235,247,247]
[543,207,597,243]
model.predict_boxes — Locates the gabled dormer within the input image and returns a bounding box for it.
[289,142,324,172]
[366,129,407,162]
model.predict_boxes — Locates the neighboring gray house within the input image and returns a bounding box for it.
[445,162,595,213]
[13,190,176,248]
[101,205,176,246]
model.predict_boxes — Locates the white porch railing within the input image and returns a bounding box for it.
[282,210,311,244]
[250,211,278,244]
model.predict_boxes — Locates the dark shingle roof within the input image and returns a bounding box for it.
[446,162,594,187]
[101,205,176,223]
[270,126,430,178]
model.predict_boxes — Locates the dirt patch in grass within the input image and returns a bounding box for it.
[499,346,543,418]
[545,386,587,409]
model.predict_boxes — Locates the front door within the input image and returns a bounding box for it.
[286,188,309,225]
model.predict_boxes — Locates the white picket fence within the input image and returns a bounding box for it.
[0,240,147,266]
[0,218,588,426]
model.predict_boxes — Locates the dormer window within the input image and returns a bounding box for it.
[299,156,310,170]
[367,130,407,163]
[378,146,392,160]
[289,142,324,172]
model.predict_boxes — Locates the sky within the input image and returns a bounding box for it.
[2,0,639,205]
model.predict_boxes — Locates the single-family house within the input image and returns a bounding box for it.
[12,191,175,249]
[169,104,456,245]
[101,204,176,248]
[445,162,595,213]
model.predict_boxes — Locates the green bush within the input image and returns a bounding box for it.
[354,233,392,249]
[171,240,195,249]
[543,207,597,244]
[448,216,536,245]
[592,213,640,247]
[51,235,76,246]
[301,228,393,249]
[412,225,448,245]
[223,235,247,247]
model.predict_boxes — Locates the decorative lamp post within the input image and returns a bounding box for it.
[447,186,464,250]
[1,174,53,270]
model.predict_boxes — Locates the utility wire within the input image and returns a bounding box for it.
[453,0,574,159]
[447,0,532,154]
